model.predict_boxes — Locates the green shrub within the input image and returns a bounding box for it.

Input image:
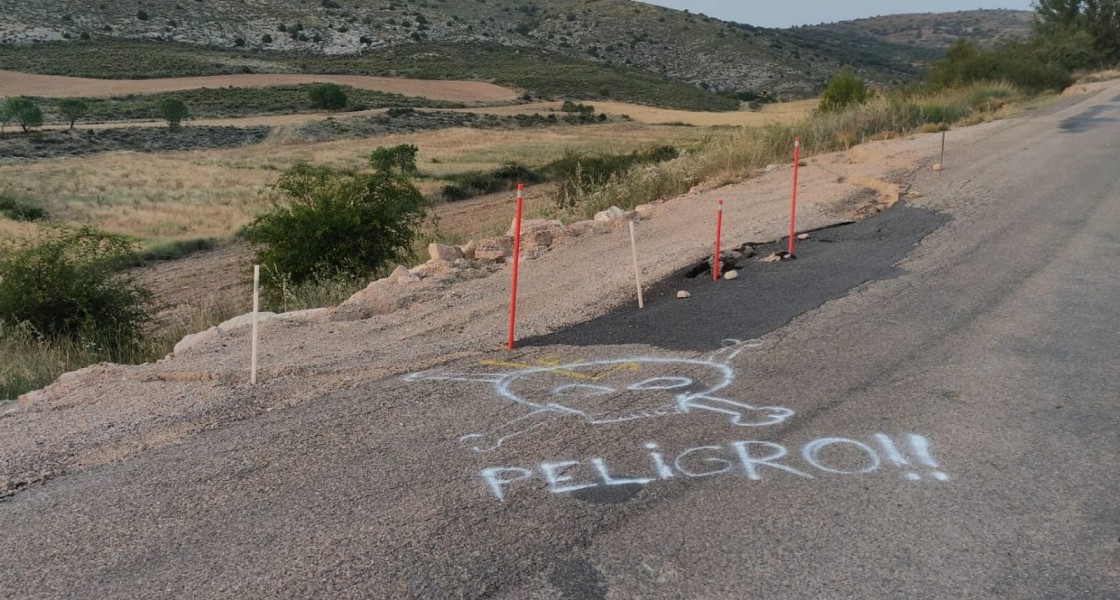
[441,162,546,201]
[0,226,153,357]
[309,83,348,111]
[0,194,49,221]
[157,97,189,131]
[3,97,43,132]
[244,164,427,290]
[57,98,89,129]
[819,66,869,113]
[135,238,217,262]
[931,39,1073,93]
[547,146,679,209]
[369,143,419,175]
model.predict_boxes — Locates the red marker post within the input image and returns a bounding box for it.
[713,199,724,282]
[788,137,801,256]
[507,183,524,350]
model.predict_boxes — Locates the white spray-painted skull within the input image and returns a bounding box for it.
[404,339,794,452]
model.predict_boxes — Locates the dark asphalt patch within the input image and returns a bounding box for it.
[521,203,948,352]
[572,481,644,504]
[549,557,608,599]
[1060,105,1119,132]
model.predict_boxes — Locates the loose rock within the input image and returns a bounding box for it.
[173,326,223,355]
[677,290,692,299]
[218,311,278,332]
[428,243,464,262]
[724,270,739,280]
[565,220,611,237]
[593,206,639,224]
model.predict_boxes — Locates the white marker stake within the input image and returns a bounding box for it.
[629,220,644,309]
[251,265,260,386]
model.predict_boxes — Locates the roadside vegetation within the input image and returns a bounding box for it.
[0,227,152,398]
[541,0,1119,218]
[243,161,427,298]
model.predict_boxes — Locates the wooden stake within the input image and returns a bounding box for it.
[939,130,946,175]
[629,220,644,309]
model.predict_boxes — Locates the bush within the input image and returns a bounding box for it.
[3,97,43,132]
[157,97,189,131]
[930,39,1073,93]
[819,66,869,113]
[0,227,153,356]
[441,162,546,201]
[0,194,49,221]
[369,143,418,175]
[243,164,427,289]
[57,98,89,129]
[309,83,347,111]
[547,146,680,209]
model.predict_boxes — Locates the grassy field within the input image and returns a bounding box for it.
[0,39,741,112]
[0,120,727,247]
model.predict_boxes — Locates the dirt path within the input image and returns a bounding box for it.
[0,70,521,102]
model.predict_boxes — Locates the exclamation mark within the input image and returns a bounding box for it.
[873,433,918,481]
[873,434,951,482]
[907,434,950,482]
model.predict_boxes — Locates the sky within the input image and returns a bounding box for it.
[639,1,1036,29]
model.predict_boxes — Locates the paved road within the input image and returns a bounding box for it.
[3,87,1119,598]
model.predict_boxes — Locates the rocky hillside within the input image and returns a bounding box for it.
[0,1,1031,101]
[803,10,1034,50]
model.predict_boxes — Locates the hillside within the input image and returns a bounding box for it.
[803,10,1034,50]
[0,0,944,105]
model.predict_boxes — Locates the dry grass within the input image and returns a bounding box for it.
[557,82,1033,218]
[0,121,724,245]
[453,99,816,127]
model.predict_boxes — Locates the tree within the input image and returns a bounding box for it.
[157,98,189,131]
[309,83,348,112]
[4,97,43,132]
[0,226,153,357]
[243,164,427,288]
[369,144,419,175]
[818,66,868,113]
[57,98,89,130]
[1034,0,1120,63]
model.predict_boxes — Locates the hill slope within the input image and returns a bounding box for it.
[0,2,1034,106]
[805,10,1034,50]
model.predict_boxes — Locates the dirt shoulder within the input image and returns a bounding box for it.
[0,120,1009,498]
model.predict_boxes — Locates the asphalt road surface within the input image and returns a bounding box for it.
[3,87,1119,599]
